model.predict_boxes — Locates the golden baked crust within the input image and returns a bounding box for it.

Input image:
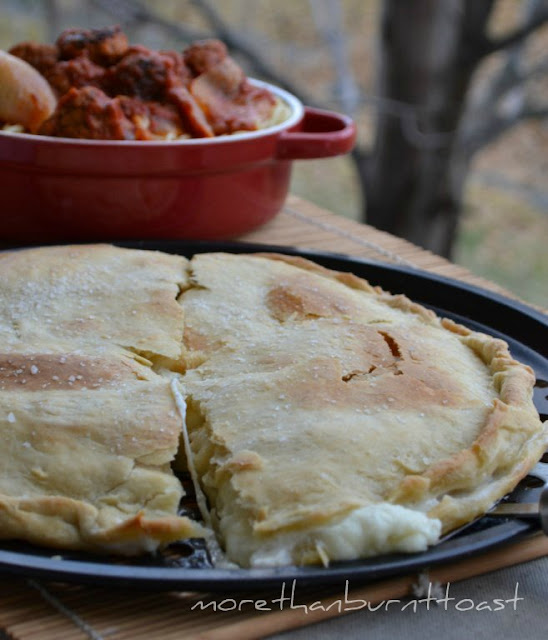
[179,252,547,566]
[0,245,545,564]
[0,245,202,553]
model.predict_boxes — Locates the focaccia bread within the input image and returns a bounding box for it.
[0,245,202,553]
[0,245,545,564]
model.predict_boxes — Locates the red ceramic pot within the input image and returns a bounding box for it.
[0,80,356,242]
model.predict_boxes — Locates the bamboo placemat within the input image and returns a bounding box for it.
[244,195,527,301]
[0,196,546,640]
[0,535,547,640]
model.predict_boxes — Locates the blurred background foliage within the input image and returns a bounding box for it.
[1,0,546,306]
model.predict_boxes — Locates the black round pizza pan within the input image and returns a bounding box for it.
[0,240,546,592]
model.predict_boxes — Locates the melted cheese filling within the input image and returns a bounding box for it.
[170,378,236,568]
[170,379,211,528]
[223,503,441,568]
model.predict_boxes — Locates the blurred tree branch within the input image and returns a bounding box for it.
[461,0,548,155]
[479,3,548,55]
[362,0,548,257]
[89,0,209,42]
[308,0,361,115]
[44,0,61,42]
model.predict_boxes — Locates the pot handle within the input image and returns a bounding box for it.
[275,107,356,160]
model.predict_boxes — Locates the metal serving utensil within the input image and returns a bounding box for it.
[438,459,548,544]
[488,461,548,535]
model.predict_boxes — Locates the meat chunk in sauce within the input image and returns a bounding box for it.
[44,56,106,96]
[56,26,128,66]
[38,86,135,140]
[167,85,214,138]
[105,46,190,101]
[38,86,188,141]
[184,39,276,135]
[190,57,276,135]
[8,42,58,75]
[119,96,185,140]
[184,39,227,75]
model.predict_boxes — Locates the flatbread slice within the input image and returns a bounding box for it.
[0,245,202,553]
[179,253,547,566]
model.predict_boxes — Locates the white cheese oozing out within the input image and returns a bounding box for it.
[170,379,211,528]
[247,504,442,568]
[170,379,235,568]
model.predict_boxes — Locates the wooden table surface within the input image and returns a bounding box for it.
[0,195,546,640]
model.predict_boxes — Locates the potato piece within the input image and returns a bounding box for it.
[0,50,57,133]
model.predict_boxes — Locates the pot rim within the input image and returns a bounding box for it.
[0,79,304,147]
